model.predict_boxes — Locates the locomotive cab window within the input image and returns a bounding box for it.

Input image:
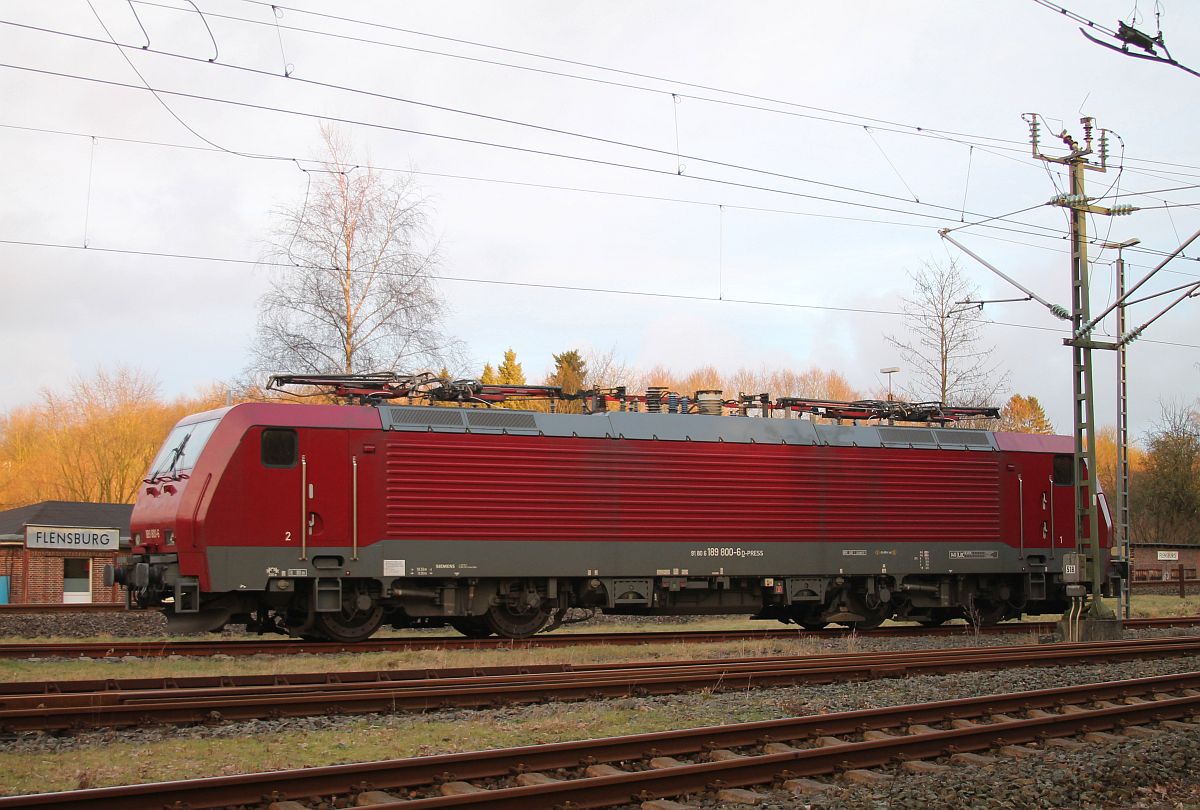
[262,429,298,468]
[1052,454,1074,486]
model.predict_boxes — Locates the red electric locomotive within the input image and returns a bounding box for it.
[107,374,1114,641]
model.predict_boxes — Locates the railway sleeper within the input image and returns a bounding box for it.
[8,677,1200,809]
[356,699,1200,809]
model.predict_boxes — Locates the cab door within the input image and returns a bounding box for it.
[253,427,350,561]
[296,428,352,559]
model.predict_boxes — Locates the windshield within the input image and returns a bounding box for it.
[145,418,220,481]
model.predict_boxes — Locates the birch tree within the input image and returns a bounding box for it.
[251,126,454,377]
[885,259,1007,407]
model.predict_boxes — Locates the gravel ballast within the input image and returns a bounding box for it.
[8,656,1200,808]
[4,620,1200,807]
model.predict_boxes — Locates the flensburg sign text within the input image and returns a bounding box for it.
[25,525,120,551]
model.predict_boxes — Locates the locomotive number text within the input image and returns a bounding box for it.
[690,547,764,558]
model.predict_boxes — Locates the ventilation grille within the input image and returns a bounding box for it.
[933,429,991,448]
[386,408,464,427]
[466,410,539,430]
[878,427,936,447]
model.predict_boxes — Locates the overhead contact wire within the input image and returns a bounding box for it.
[3,238,1197,350]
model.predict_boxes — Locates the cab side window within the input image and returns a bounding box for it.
[1052,454,1074,486]
[262,429,298,468]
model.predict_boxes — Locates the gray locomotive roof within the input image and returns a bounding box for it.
[377,406,997,451]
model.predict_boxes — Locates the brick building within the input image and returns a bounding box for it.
[1129,543,1200,582]
[0,501,132,604]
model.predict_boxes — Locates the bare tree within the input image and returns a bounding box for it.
[583,346,630,390]
[885,259,1008,406]
[250,126,456,377]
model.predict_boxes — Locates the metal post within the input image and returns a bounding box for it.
[1067,155,1104,607]
[1095,238,1138,619]
[1115,246,1132,619]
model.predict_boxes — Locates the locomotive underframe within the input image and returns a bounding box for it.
[113,537,1086,640]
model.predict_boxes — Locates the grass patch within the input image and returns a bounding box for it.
[0,698,768,796]
[0,633,822,683]
[1124,594,1200,617]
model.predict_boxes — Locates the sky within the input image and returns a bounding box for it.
[2,0,1199,441]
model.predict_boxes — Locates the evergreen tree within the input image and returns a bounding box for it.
[998,394,1054,434]
[548,350,587,413]
[497,348,525,384]
[549,350,587,394]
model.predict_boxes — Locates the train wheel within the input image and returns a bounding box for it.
[799,621,829,631]
[966,596,1007,628]
[311,602,385,643]
[845,605,889,631]
[847,615,886,631]
[450,617,495,638]
[483,604,549,638]
[916,608,955,627]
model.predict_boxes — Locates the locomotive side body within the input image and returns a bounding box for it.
[111,402,1112,640]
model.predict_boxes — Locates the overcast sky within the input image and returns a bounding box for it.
[2,0,1198,439]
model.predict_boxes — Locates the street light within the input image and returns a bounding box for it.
[880,366,900,402]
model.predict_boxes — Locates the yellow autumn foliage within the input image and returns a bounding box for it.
[0,367,232,509]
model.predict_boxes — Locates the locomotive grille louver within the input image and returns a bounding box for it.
[878,427,938,448]
[933,429,992,448]
[465,410,539,431]
[384,408,465,428]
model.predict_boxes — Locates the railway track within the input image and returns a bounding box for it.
[0,604,126,614]
[1,615,1198,658]
[4,668,1199,809]
[3,636,1200,732]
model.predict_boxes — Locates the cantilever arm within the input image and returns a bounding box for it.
[939,230,1071,320]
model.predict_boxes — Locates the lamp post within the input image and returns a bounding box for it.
[880,367,900,402]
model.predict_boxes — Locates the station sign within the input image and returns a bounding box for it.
[1157,550,1180,562]
[25,525,120,551]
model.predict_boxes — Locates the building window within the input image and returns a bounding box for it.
[262,429,298,468]
[63,558,91,603]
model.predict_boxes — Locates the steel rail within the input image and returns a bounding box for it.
[1,634,1197,700]
[2,636,1200,731]
[0,603,126,613]
[376,692,1200,810]
[3,670,1200,809]
[0,625,1029,658]
[3,615,1199,659]
[1,616,1196,659]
